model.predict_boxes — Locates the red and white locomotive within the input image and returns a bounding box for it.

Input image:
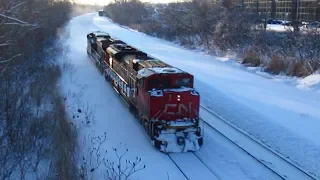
[86,31,203,153]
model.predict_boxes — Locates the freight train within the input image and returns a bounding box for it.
[86,31,203,153]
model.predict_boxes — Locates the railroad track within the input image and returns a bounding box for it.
[200,105,318,180]
[167,152,220,180]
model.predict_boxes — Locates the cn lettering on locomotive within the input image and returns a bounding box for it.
[86,31,203,153]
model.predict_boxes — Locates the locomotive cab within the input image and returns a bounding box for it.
[98,10,105,16]
[87,31,111,55]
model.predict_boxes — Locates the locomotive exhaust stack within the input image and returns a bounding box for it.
[86,31,203,153]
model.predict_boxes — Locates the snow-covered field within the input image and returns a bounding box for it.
[88,14,320,178]
[58,13,288,179]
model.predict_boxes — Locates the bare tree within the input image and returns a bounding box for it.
[79,133,146,180]
[0,1,78,179]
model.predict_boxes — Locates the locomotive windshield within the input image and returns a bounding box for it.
[148,77,192,90]
[175,78,192,87]
[148,78,171,89]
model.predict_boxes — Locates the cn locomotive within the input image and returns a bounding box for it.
[86,31,203,153]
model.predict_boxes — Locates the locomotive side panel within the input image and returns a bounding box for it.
[135,79,150,118]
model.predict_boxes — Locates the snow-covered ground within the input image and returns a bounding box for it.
[266,24,320,34]
[88,14,320,178]
[297,73,320,91]
[58,13,288,179]
[267,24,294,32]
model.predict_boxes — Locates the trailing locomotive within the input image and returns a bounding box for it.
[86,31,203,153]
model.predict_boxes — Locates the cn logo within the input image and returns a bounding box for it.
[164,103,188,115]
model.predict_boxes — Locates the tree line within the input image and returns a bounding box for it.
[104,0,320,77]
[1,1,147,179]
[0,0,79,179]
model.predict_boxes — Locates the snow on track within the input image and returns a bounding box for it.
[197,124,282,180]
[200,106,317,180]
[168,153,219,180]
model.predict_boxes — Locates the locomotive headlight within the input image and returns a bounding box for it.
[177,95,181,102]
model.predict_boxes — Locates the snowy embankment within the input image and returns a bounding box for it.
[59,13,283,180]
[91,14,320,177]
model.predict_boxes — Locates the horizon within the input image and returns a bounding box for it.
[73,0,184,5]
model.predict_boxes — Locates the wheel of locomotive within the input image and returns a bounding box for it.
[117,85,121,96]
[143,121,150,136]
[96,61,100,69]
[198,137,203,146]
[152,122,162,138]
[99,64,104,74]
[105,72,110,82]
[195,127,203,146]
[129,104,134,114]
[153,138,162,150]
[138,115,142,124]
[196,127,201,136]
[152,123,163,151]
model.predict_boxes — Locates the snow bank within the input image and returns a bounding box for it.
[297,73,320,92]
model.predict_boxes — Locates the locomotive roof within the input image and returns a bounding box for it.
[91,31,110,37]
[106,38,124,44]
[134,59,169,68]
[107,43,145,55]
[98,38,125,49]
[137,67,184,78]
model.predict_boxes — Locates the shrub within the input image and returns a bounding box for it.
[265,55,286,74]
[242,50,261,67]
[287,58,313,77]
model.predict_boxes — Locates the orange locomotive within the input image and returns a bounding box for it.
[86,31,203,152]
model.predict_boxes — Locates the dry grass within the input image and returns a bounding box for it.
[287,59,313,77]
[265,55,286,74]
[264,56,313,77]
[241,50,261,67]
